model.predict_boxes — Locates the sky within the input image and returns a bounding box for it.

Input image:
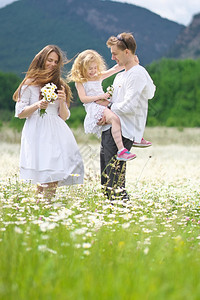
[0,0,200,26]
[114,0,200,25]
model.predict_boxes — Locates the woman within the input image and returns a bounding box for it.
[13,45,84,199]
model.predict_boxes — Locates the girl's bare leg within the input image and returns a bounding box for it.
[103,108,124,151]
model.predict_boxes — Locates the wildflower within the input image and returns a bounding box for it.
[142,228,153,233]
[39,222,57,232]
[47,248,57,254]
[122,222,130,229]
[14,226,23,234]
[38,245,47,252]
[106,85,114,97]
[40,83,58,116]
[70,174,80,177]
[118,241,125,248]
[82,243,92,249]
[41,235,49,240]
[0,228,6,232]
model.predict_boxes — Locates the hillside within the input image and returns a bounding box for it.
[167,13,200,59]
[0,0,184,76]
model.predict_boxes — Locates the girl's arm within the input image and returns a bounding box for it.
[100,64,124,81]
[76,82,110,104]
[100,56,139,81]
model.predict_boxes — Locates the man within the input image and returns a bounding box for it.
[99,32,156,201]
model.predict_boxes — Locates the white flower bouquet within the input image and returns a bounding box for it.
[106,85,114,98]
[40,83,58,116]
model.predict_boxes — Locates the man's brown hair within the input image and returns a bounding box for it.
[107,32,137,54]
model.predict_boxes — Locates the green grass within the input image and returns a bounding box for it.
[0,176,200,300]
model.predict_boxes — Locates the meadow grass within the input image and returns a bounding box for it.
[0,127,200,299]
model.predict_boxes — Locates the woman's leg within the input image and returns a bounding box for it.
[36,181,58,200]
[36,183,44,196]
[43,182,58,199]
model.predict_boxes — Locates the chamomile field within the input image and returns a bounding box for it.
[0,127,200,300]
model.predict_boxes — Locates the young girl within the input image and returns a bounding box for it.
[13,45,84,199]
[68,49,136,161]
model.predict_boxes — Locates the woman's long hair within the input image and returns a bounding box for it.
[13,45,72,106]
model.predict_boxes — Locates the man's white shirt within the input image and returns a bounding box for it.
[102,65,156,142]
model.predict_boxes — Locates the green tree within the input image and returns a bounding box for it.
[147,58,200,127]
[0,71,21,121]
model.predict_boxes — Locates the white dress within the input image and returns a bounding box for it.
[15,85,84,186]
[82,81,106,138]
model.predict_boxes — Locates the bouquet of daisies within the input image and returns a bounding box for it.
[40,83,58,116]
[106,85,114,98]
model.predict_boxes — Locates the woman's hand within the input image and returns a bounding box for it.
[57,85,66,103]
[18,99,48,119]
[38,99,48,109]
[58,85,70,120]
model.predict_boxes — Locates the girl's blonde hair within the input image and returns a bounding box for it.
[68,49,107,83]
[13,45,72,106]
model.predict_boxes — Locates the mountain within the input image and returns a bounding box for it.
[0,0,184,76]
[167,13,200,59]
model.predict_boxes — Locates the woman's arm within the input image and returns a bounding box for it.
[17,85,48,119]
[59,101,70,121]
[17,100,48,119]
[76,82,110,104]
[58,86,70,120]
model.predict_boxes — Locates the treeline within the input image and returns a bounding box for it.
[1,58,200,131]
[0,72,21,123]
[146,58,200,127]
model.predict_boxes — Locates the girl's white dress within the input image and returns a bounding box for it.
[15,85,84,186]
[82,81,106,138]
